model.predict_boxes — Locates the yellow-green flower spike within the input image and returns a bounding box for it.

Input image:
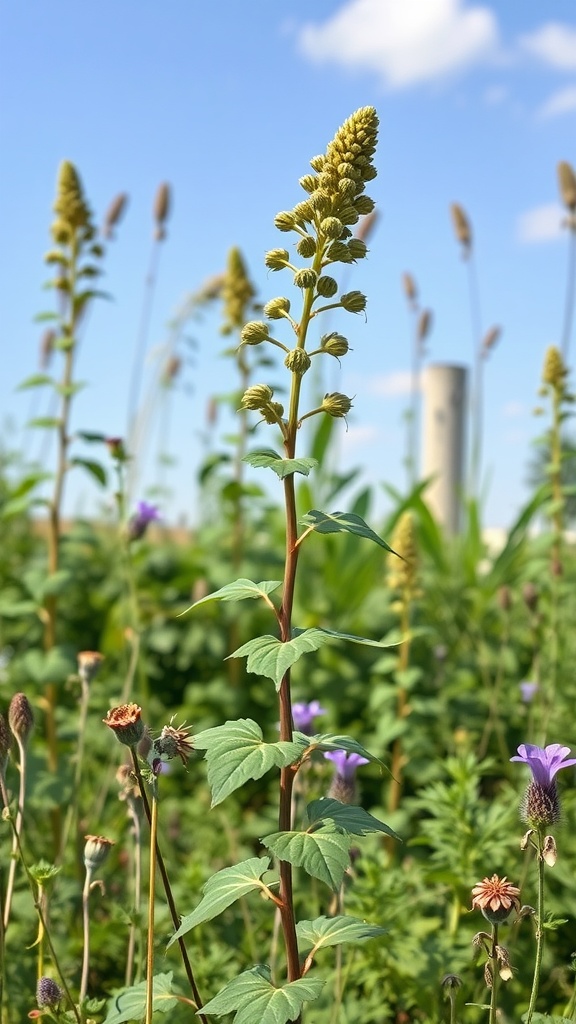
[387,511,418,593]
[52,160,93,235]
[542,345,566,389]
[222,247,256,333]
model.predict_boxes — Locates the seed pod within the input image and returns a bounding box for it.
[316,276,338,298]
[296,235,317,258]
[8,693,34,746]
[450,202,472,250]
[558,161,576,212]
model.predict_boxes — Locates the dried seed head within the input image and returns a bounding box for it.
[83,834,115,872]
[77,650,104,686]
[402,272,418,303]
[116,763,141,801]
[542,345,566,389]
[8,693,34,746]
[285,348,312,376]
[36,977,63,1008]
[522,582,539,613]
[450,202,472,251]
[221,247,256,333]
[481,325,501,357]
[153,182,171,231]
[154,722,194,766]
[558,161,576,212]
[417,309,433,343]
[542,834,557,866]
[103,192,128,239]
[103,703,145,747]
[496,945,513,981]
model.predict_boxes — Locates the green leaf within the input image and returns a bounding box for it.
[180,578,282,614]
[200,965,323,1024]
[56,380,86,397]
[194,719,306,806]
[307,798,401,841]
[0,599,38,618]
[103,972,176,1023]
[41,570,74,599]
[33,311,59,322]
[27,417,61,429]
[76,430,107,443]
[230,628,394,689]
[70,457,107,487]
[262,822,351,890]
[243,449,318,479]
[300,732,384,767]
[296,915,387,955]
[17,373,54,390]
[168,857,274,945]
[523,1017,574,1024]
[300,509,397,552]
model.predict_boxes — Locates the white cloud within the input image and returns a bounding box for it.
[368,370,414,397]
[537,84,576,119]
[519,23,576,70]
[502,400,525,419]
[517,203,564,243]
[297,0,499,89]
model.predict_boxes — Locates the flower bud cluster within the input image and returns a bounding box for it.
[221,247,255,334]
[241,384,284,424]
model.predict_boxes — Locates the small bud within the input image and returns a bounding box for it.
[296,235,317,258]
[103,703,145,747]
[263,297,290,320]
[326,241,354,264]
[340,290,367,314]
[441,974,462,990]
[322,392,353,418]
[274,211,296,232]
[293,268,318,290]
[285,349,311,376]
[83,834,115,872]
[262,401,285,424]
[558,161,576,212]
[354,194,376,216]
[241,384,274,411]
[522,582,539,613]
[264,248,290,271]
[338,178,358,201]
[308,189,332,216]
[36,977,63,1008]
[321,332,349,358]
[77,650,104,686]
[347,238,368,260]
[299,174,317,194]
[105,436,127,461]
[292,200,314,224]
[8,693,34,746]
[316,276,338,298]
[542,834,557,866]
[339,204,360,226]
[240,321,269,345]
[320,216,344,240]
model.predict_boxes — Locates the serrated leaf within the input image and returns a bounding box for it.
[194,719,306,806]
[70,457,107,486]
[231,628,397,688]
[17,373,54,390]
[243,449,318,479]
[103,972,176,1023]
[180,578,282,614]
[296,915,387,954]
[200,965,323,1024]
[263,822,352,889]
[300,509,397,552]
[307,798,401,841]
[168,857,273,945]
[301,732,383,767]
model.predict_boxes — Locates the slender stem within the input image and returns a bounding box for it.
[488,923,499,1024]
[465,253,484,499]
[145,786,158,1024]
[129,750,207,1024]
[79,867,92,1002]
[3,736,27,930]
[36,883,45,981]
[526,831,546,1024]
[125,799,143,986]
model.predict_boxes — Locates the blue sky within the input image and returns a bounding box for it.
[2,0,576,528]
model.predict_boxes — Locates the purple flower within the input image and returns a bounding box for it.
[510,744,576,788]
[324,750,369,781]
[128,500,161,541]
[292,700,326,735]
[519,681,539,704]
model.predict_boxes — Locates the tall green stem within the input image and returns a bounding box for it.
[145,784,158,1024]
[488,924,500,1024]
[526,831,546,1024]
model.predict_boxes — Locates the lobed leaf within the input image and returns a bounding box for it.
[296,914,387,954]
[103,972,176,1023]
[194,718,307,806]
[306,798,401,841]
[243,449,318,479]
[180,578,282,614]
[17,373,54,390]
[300,509,397,552]
[200,965,323,1024]
[262,822,351,890]
[168,857,274,945]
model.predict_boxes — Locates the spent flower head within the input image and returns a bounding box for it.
[103,703,145,747]
[84,834,115,872]
[152,721,194,768]
[471,874,521,924]
[77,650,104,686]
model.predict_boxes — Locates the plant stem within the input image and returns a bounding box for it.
[3,735,27,930]
[79,866,93,1002]
[145,784,158,1024]
[125,797,143,986]
[488,923,499,1024]
[526,831,546,1024]
[129,750,207,1024]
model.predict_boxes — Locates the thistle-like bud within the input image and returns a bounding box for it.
[103,192,128,239]
[240,321,269,345]
[450,202,472,251]
[264,297,291,319]
[299,174,318,194]
[308,189,332,216]
[321,332,349,357]
[241,384,274,411]
[293,268,318,290]
[341,290,367,313]
[347,238,368,260]
[441,974,462,991]
[285,348,311,376]
[320,216,344,240]
[296,235,317,258]
[338,178,358,201]
[265,248,290,271]
[316,276,338,298]
[274,211,296,232]
[558,161,576,213]
[292,200,314,225]
[36,977,63,1008]
[322,392,353,418]
[83,834,115,872]
[542,345,566,388]
[326,241,354,264]
[354,194,376,216]
[153,182,171,240]
[103,703,145,747]
[522,780,560,827]
[339,205,360,225]
[8,693,34,746]
[52,160,92,235]
[262,401,285,424]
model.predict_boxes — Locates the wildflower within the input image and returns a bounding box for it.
[471,874,521,924]
[103,703,145,747]
[153,722,194,767]
[511,743,576,826]
[325,749,369,804]
[127,500,160,542]
[83,834,115,872]
[292,700,326,735]
[8,693,34,746]
[519,681,539,704]
[77,650,104,686]
[36,976,63,1008]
